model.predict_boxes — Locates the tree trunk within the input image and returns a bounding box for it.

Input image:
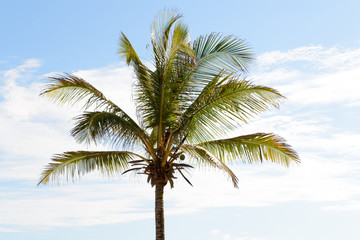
[155,183,165,240]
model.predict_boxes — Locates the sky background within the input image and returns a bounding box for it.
[1,1,360,239]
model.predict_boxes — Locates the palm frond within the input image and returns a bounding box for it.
[193,33,253,71]
[192,33,253,88]
[119,32,153,90]
[119,32,157,129]
[181,144,239,188]
[199,133,300,167]
[119,11,196,137]
[177,76,285,143]
[71,111,148,148]
[151,10,182,66]
[40,74,120,112]
[154,22,196,139]
[118,32,142,65]
[130,10,197,143]
[38,151,142,185]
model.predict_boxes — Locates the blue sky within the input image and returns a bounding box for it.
[1,1,360,240]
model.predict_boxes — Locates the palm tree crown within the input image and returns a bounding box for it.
[39,10,299,240]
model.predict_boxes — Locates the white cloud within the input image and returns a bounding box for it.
[0,62,135,182]
[256,45,360,70]
[234,237,266,240]
[0,182,154,228]
[165,154,360,212]
[249,68,302,84]
[2,59,42,82]
[210,229,266,240]
[322,201,360,211]
[222,234,231,240]
[278,67,360,105]
[346,101,360,107]
[253,45,360,106]
[0,62,154,229]
[211,229,220,235]
[0,227,21,233]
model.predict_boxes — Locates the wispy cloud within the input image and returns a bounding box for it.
[210,229,267,240]
[256,45,360,70]
[0,182,154,228]
[0,227,22,233]
[2,59,42,83]
[253,45,360,106]
[322,201,360,211]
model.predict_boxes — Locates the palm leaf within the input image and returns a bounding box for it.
[71,111,145,147]
[192,33,253,88]
[38,151,143,185]
[119,33,156,128]
[118,32,142,66]
[40,74,121,112]
[154,21,196,141]
[123,11,196,143]
[177,76,285,143]
[199,133,300,166]
[151,10,183,66]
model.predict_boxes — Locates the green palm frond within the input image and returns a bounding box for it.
[40,74,120,112]
[151,10,183,64]
[38,151,143,185]
[177,76,285,143]
[154,23,196,140]
[119,32,153,96]
[194,33,253,71]
[199,133,300,167]
[118,32,142,66]
[119,33,156,130]
[123,10,197,142]
[181,144,239,188]
[192,33,253,87]
[71,111,149,149]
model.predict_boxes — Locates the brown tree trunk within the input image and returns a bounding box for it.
[155,183,165,240]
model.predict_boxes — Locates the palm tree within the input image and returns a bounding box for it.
[39,10,299,240]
